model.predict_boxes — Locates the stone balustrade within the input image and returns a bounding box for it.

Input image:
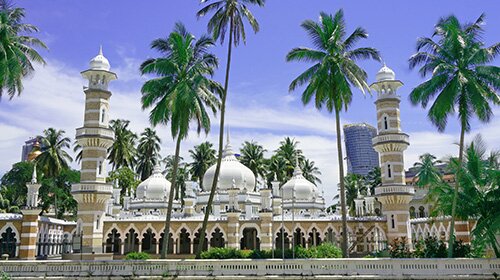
[375,185,415,196]
[1,258,499,279]
[75,127,114,139]
[372,133,409,146]
[71,183,113,193]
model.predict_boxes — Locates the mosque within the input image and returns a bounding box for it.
[0,48,475,260]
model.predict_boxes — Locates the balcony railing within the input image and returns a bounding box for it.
[372,133,409,146]
[375,185,415,195]
[71,183,113,194]
[75,127,114,139]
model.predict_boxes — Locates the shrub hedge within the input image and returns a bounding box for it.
[200,243,342,259]
[125,251,150,260]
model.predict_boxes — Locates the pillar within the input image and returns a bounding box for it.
[18,209,40,260]
[371,64,414,244]
[227,211,240,249]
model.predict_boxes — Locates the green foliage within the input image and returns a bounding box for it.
[39,168,79,219]
[136,128,162,181]
[36,128,73,178]
[0,0,47,100]
[0,271,11,280]
[189,141,216,189]
[0,161,34,208]
[108,119,137,170]
[200,243,342,259]
[108,167,140,199]
[389,237,413,258]
[414,236,447,258]
[125,251,150,260]
[239,140,267,189]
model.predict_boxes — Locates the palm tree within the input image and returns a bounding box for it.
[275,137,304,178]
[0,0,47,100]
[140,22,220,259]
[72,141,82,164]
[300,158,322,186]
[334,173,366,216]
[136,128,162,181]
[265,154,288,185]
[286,10,381,257]
[239,140,267,189]
[413,153,442,188]
[196,0,265,258]
[36,128,72,178]
[408,14,500,256]
[108,119,137,170]
[432,135,500,257]
[189,141,216,189]
[164,156,189,205]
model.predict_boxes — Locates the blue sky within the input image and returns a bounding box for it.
[1,1,499,202]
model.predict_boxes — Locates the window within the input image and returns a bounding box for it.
[101,108,106,123]
[391,215,395,229]
[384,116,388,130]
[98,161,103,175]
[387,164,392,178]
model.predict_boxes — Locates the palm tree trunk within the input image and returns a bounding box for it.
[196,16,234,259]
[448,125,465,258]
[160,136,182,259]
[335,108,349,258]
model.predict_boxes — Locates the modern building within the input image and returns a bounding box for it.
[343,123,379,176]
[21,136,43,162]
[0,52,478,260]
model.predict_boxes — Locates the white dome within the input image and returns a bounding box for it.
[136,165,171,200]
[282,164,318,201]
[202,137,255,192]
[89,46,111,71]
[376,63,395,82]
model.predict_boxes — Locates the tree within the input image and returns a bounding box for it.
[334,173,366,216]
[413,153,442,188]
[286,10,380,257]
[408,14,500,256]
[0,161,34,208]
[164,155,189,205]
[136,128,162,181]
[431,135,500,257]
[300,158,322,186]
[73,141,82,164]
[108,167,140,199]
[39,168,79,219]
[196,0,265,258]
[141,22,220,259]
[239,140,267,189]
[36,128,72,178]
[0,0,47,100]
[108,119,137,170]
[265,154,288,186]
[275,137,304,178]
[189,141,216,189]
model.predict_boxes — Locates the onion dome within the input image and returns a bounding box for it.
[89,46,111,71]
[375,63,395,82]
[27,141,42,162]
[136,165,171,199]
[282,157,318,200]
[202,132,255,192]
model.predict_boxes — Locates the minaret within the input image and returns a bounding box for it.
[371,64,414,243]
[71,47,117,255]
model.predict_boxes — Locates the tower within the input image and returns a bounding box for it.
[71,47,117,254]
[371,64,414,243]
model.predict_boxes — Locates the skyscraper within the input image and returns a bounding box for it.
[343,123,379,176]
[21,136,43,162]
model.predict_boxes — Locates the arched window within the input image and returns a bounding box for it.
[384,116,388,130]
[418,206,426,218]
[387,164,392,179]
[409,206,416,218]
[98,161,103,175]
[391,215,395,229]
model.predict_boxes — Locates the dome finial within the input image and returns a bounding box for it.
[223,127,234,158]
[293,154,302,176]
[99,45,103,56]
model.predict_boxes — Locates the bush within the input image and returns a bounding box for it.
[389,237,414,258]
[125,251,150,260]
[200,243,342,259]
